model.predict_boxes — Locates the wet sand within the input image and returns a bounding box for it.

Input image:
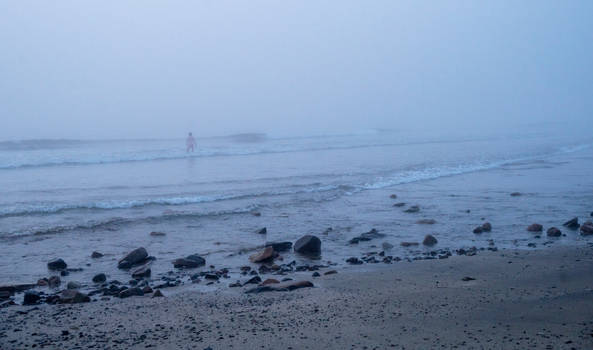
[2,245,592,349]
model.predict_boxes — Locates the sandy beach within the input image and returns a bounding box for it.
[2,245,592,349]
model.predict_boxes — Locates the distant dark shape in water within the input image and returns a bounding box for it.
[389,194,397,199]
[510,192,522,197]
[228,133,267,143]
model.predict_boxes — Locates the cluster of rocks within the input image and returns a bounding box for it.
[524,217,593,237]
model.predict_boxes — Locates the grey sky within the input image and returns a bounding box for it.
[1,1,592,140]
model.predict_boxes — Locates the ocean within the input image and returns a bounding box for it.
[1,127,592,287]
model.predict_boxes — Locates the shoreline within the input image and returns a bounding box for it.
[2,245,593,349]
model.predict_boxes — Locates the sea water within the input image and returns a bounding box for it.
[1,127,592,285]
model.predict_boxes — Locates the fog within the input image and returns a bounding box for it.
[1,1,591,140]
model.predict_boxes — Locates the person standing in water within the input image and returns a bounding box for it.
[186,132,196,152]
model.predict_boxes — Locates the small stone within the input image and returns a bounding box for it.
[23,291,41,305]
[404,205,420,213]
[150,231,166,236]
[131,264,151,278]
[92,273,107,283]
[422,234,438,246]
[249,246,275,263]
[47,258,67,271]
[400,242,419,247]
[346,257,363,265]
[563,217,580,230]
[580,221,593,236]
[527,223,543,232]
[312,272,320,277]
[389,194,397,199]
[91,251,103,259]
[251,211,261,217]
[48,276,61,288]
[461,276,476,281]
[510,192,522,196]
[59,289,90,303]
[416,219,436,225]
[243,276,262,285]
[142,286,153,294]
[37,278,48,287]
[66,281,81,290]
[118,247,148,269]
[152,290,164,298]
[173,254,206,268]
[257,227,267,234]
[481,222,492,232]
[382,242,394,250]
[260,278,279,286]
[393,202,406,207]
[118,287,143,298]
[265,241,292,252]
[547,227,562,237]
[324,270,338,275]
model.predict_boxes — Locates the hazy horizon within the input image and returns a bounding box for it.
[1,1,592,141]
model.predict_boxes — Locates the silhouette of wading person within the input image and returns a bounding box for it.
[186,132,196,152]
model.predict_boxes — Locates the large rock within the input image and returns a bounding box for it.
[581,221,593,236]
[47,258,67,271]
[527,224,543,232]
[547,227,562,237]
[172,254,206,268]
[563,217,580,230]
[118,247,148,269]
[423,234,438,246]
[294,235,321,255]
[59,289,90,304]
[131,264,151,278]
[265,241,292,252]
[249,246,275,263]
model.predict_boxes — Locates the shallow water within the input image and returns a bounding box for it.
[1,128,592,286]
